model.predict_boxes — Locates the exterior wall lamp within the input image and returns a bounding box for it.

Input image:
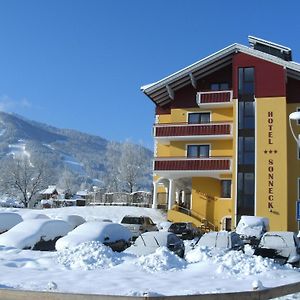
[289,111,300,146]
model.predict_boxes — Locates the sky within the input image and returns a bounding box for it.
[0,1,299,150]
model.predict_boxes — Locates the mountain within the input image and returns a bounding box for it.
[0,112,153,192]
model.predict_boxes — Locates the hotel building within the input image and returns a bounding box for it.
[141,36,300,232]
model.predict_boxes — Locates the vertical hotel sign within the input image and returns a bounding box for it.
[265,111,277,210]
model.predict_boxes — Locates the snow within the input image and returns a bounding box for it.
[55,214,86,229]
[236,215,269,239]
[0,212,23,233]
[55,221,132,251]
[7,141,32,165]
[0,206,300,297]
[0,219,71,249]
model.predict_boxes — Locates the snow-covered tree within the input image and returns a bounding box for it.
[0,158,49,208]
[118,142,152,193]
[103,141,152,193]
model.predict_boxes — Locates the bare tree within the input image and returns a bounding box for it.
[1,158,49,208]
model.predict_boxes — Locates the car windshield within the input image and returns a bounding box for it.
[121,217,143,225]
[170,223,187,231]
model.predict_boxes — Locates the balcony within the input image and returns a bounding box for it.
[153,156,232,178]
[154,122,232,143]
[196,90,233,108]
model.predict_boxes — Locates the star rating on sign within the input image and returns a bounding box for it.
[264,149,278,154]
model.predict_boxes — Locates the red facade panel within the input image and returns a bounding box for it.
[155,124,231,137]
[154,159,230,171]
[232,53,286,98]
[287,77,300,103]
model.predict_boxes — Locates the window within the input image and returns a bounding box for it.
[188,112,210,124]
[238,102,255,129]
[187,145,209,158]
[238,136,255,164]
[298,178,300,200]
[221,180,231,198]
[238,67,255,97]
[211,83,229,91]
[298,108,300,126]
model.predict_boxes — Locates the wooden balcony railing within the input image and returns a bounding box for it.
[154,157,231,172]
[196,90,233,106]
[154,122,232,137]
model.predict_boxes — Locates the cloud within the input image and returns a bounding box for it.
[0,95,32,112]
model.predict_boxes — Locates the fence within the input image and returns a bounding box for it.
[1,281,300,300]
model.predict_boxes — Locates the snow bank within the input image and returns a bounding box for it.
[0,219,72,249]
[0,212,23,233]
[186,246,292,276]
[57,241,125,270]
[136,247,187,272]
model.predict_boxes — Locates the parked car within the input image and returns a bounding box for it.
[194,231,244,251]
[56,214,86,229]
[55,221,132,252]
[0,219,72,250]
[125,231,185,258]
[236,216,269,247]
[254,231,300,266]
[168,222,201,240]
[0,212,23,234]
[120,215,158,239]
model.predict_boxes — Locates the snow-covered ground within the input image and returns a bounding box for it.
[0,206,300,297]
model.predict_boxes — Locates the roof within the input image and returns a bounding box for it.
[141,36,300,106]
[40,185,57,195]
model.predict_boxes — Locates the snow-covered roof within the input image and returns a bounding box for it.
[40,185,57,195]
[141,36,300,106]
[76,190,89,196]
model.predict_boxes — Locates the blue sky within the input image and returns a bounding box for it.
[0,0,299,149]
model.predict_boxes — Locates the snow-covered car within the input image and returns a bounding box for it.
[254,231,300,266]
[55,221,132,252]
[0,212,23,234]
[236,216,269,246]
[157,221,173,231]
[21,212,50,220]
[125,231,185,258]
[56,214,86,229]
[194,231,244,251]
[168,222,201,240]
[120,215,158,239]
[0,219,72,250]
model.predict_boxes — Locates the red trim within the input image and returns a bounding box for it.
[154,159,230,171]
[155,124,231,137]
[200,92,231,103]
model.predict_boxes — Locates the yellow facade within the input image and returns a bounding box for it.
[255,97,288,230]
[155,97,300,232]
